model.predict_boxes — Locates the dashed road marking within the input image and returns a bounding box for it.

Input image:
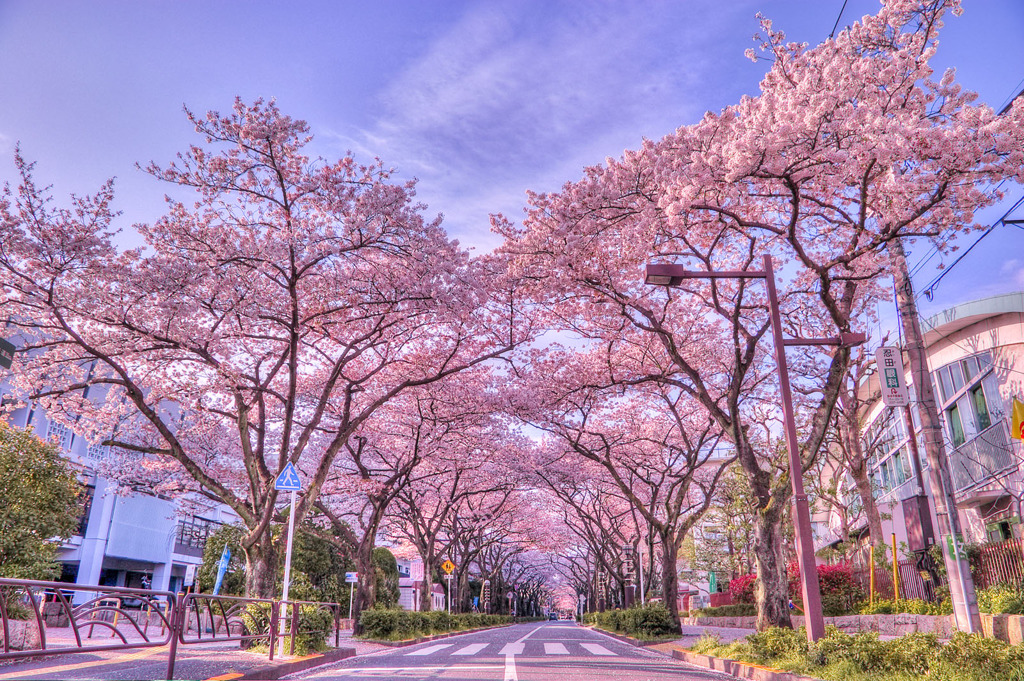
[452,643,488,655]
[404,643,453,656]
[579,643,616,656]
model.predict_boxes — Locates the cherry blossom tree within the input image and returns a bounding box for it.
[499,0,1024,629]
[0,99,531,597]
[509,347,730,624]
[384,417,523,612]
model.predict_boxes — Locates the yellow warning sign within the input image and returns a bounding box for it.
[441,560,456,575]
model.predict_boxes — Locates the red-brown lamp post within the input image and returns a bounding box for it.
[645,254,865,642]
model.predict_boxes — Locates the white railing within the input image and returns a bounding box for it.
[949,421,1018,496]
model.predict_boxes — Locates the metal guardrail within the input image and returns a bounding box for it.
[0,578,348,680]
[0,578,176,660]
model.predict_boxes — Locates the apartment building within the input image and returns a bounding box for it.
[822,292,1024,553]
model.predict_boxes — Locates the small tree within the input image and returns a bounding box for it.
[372,547,400,608]
[0,422,80,579]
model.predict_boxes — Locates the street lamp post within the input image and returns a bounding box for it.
[622,544,636,609]
[645,254,865,642]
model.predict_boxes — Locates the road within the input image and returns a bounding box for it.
[286,621,731,681]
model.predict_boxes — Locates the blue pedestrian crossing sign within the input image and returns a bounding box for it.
[274,462,302,491]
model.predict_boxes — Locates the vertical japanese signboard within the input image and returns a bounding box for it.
[876,346,910,408]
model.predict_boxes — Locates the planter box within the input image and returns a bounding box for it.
[1,619,42,651]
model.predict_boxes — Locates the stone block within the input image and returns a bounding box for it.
[0,619,42,651]
[876,615,896,635]
[1005,616,1024,645]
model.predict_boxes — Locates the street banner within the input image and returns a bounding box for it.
[876,346,910,407]
[1012,398,1024,440]
[212,545,231,595]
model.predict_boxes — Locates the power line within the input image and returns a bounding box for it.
[829,0,850,39]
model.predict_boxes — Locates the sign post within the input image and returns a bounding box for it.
[876,346,910,408]
[274,462,302,657]
[441,560,456,613]
[345,572,358,621]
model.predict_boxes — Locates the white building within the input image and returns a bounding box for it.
[822,292,1024,555]
[2,392,234,600]
[396,557,446,611]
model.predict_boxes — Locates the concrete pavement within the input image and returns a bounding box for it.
[283,621,734,681]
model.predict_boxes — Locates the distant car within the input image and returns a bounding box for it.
[548,613,558,620]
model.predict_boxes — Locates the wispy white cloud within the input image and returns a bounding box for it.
[323,0,751,250]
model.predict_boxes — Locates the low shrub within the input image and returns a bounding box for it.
[977,583,1024,615]
[858,597,951,615]
[358,609,510,640]
[690,626,1024,681]
[729,574,757,604]
[239,602,332,655]
[586,603,678,639]
[748,625,808,661]
[691,603,757,617]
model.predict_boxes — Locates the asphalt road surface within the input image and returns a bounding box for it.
[286,621,731,681]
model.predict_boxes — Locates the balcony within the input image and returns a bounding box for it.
[949,421,1020,504]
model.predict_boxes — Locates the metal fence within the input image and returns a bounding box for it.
[972,537,1024,590]
[851,559,935,602]
[0,578,348,680]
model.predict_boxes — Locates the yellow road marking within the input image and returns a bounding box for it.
[204,674,244,681]
[0,646,165,679]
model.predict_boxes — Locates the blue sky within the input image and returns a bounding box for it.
[1,0,1022,320]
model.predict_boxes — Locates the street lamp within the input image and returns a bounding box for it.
[645,254,865,642]
[622,544,636,608]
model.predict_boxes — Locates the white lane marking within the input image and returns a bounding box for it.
[544,642,569,655]
[452,643,489,656]
[348,666,503,675]
[405,643,453,656]
[503,622,546,681]
[498,642,525,655]
[580,643,616,656]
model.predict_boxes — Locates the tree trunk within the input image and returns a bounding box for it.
[243,535,278,599]
[661,535,681,628]
[419,557,434,612]
[752,505,791,631]
[351,539,376,635]
[851,463,886,549]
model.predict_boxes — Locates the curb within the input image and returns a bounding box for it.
[670,648,822,681]
[583,625,671,647]
[363,623,515,648]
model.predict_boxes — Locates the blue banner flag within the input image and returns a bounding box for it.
[212,545,231,595]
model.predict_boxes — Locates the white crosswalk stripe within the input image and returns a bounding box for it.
[579,643,616,656]
[543,642,569,655]
[498,642,525,655]
[405,643,453,656]
[452,643,489,655]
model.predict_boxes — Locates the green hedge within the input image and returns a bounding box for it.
[691,627,1024,681]
[583,603,678,639]
[358,609,511,640]
[690,603,757,617]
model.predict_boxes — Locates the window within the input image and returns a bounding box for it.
[962,356,980,382]
[86,442,109,460]
[175,516,219,550]
[46,419,72,450]
[947,404,966,448]
[970,385,991,431]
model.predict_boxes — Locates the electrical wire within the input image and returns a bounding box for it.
[829,0,850,39]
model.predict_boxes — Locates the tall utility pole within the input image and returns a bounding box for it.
[888,239,981,632]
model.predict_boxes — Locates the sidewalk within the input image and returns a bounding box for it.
[0,631,386,681]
